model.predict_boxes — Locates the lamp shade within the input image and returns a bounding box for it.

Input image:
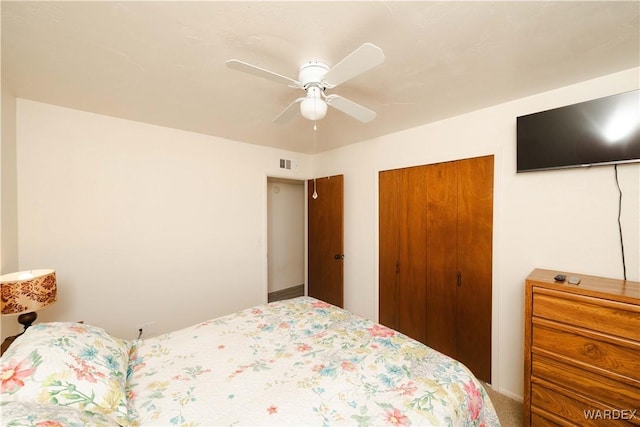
[1,269,57,315]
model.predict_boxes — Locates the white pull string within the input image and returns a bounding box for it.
[312,103,318,199]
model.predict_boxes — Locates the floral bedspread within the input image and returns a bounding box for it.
[127,297,500,426]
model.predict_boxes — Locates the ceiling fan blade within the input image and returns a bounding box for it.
[325,94,376,123]
[273,97,305,124]
[226,59,301,87]
[322,43,385,88]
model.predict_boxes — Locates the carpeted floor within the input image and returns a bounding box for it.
[482,382,523,426]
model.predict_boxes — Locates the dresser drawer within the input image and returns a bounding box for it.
[530,412,570,427]
[532,381,602,426]
[532,353,640,410]
[532,381,639,426]
[533,290,640,341]
[532,322,640,382]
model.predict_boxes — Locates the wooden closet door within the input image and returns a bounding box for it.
[378,156,493,384]
[397,166,428,344]
[456,155,493,383]
[425,161,458,356]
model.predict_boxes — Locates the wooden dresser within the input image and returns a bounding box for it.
[524,268,640,426]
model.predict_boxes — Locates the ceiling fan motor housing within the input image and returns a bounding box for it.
[298,61,330,89]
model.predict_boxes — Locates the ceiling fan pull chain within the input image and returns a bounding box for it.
[312,119,319,199]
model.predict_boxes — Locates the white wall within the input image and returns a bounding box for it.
[14,99,311,340]
[313,67,640,400]
[1,86,20,338]
[267,180,305,293]
[1,88,18,274]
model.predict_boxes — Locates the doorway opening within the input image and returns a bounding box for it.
[267,177,305,302]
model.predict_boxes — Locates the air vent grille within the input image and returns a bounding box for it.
[279,159,292,170]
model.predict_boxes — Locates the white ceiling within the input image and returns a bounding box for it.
[2,1,638,153]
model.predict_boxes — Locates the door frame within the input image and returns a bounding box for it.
[264,175,308,303]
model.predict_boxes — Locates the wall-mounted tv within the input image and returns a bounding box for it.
[517,89,640,173]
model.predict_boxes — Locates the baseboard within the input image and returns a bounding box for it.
[488,384,523,403]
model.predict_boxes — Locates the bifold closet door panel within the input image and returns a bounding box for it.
[425,161,458,357]
[456,155,493,383]
[394,166,429,344]
[378,169,400,328]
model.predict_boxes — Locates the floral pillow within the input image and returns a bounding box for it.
[0,322,130,425]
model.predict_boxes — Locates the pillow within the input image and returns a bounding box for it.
[0,400,117,427]
[0,322,130,425]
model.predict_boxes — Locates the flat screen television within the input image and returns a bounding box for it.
[517,89,640,173]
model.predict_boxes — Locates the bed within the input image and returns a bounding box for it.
[1,296,500,426]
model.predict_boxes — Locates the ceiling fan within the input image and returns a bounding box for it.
[226,43,385,124]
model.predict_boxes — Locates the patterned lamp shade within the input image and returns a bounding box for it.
[1,269,57,315]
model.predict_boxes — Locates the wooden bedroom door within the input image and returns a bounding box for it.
[379,155,493,383]
[308,175,344,308]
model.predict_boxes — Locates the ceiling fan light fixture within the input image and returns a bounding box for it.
[227,43,384,124]
[300,96,327,121]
